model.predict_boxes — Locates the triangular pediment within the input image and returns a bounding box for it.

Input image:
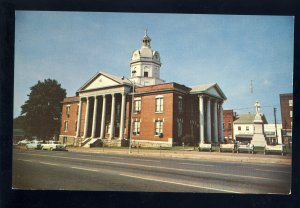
[206,87,223,98]
[190,83,227,100]
[77,72,129,92]
[85,74,119,90]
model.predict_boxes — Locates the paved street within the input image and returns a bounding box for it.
[13,149,291,193]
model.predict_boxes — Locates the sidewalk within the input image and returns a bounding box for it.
[67,147,292,165]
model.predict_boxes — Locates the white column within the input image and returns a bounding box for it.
[219,102,224,143]
[119,93,126,140]
[83,98,90,138]
[76,99,82,137]
[91,96,98,138]
[100,95,106,139]
[109,94,116,140]
[213,100,218,144]
[206,97,211,143]
[199,95,204,144]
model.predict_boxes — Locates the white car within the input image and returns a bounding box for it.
[26,140,43,150]
[41,140,66,151]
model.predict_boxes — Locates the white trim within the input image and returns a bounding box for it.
[155,95,164,98]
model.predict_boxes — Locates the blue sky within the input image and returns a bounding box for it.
[14,11,294,123]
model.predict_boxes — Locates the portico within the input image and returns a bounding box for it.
[191,83,227,145]
[74,72,131,147]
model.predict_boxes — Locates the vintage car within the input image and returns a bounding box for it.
[41,140,66,151]
[26,140,43,150]
[237,142,254,154]
[264,144,286,155]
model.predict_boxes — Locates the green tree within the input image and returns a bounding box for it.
[20,79,66,140]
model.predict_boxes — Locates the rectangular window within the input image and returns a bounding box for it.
[228,122,232,130]
[155,121,163,136]
[144,71,148,77]
[238,126,241,131]
[178,122,183,137]
[155,97,163,112]
[178,97,183,112]
[246,126,249,131]
[66,106,70,117]
[289,99,293,107]
[290,110,293,118]
[116,103,121,116]
[75,120,77,132]
[134,100,141,113]
[64,121,69,132]
[133,121,140,135]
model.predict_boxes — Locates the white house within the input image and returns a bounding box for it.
[233,113,282,145]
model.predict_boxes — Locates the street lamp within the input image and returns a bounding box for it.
[122,72,135,154]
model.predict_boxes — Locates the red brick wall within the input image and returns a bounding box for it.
[131,92,173,142]
[280,93,293,130]
[223,109,236,143]
[79,100,87,137]
[60,97,79,136]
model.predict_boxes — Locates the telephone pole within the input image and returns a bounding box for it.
[274,107,278,144]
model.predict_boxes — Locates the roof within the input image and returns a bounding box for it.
[77,71,132,92]
[234,114,256,124]
[190,83,227,100]
[191,83,216,92]
[234,114,268,124]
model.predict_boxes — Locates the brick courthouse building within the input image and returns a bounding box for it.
[59,32,227,147]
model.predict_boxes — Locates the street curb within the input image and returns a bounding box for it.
[66,147,292,165]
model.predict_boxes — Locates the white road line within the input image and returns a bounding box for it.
[120,174,241,194]
[39,162,61,166]
[106,156,124,160]
[255,169,290,174]
[134,159,160,163]
[15,152,282,182]
[180,163,214,167]
[16,159,33,162]
[71,167,99,172]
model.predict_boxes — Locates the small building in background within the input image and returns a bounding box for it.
[13,128,26,144]
[279,93,293,145]
[223,110,237,143]
[233,113,283,145]
[233,113,268,143]
[264,124,282,145]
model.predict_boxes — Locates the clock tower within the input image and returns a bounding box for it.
[130,31,165,86]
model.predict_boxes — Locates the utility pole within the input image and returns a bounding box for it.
[250,80,253,94]
[274,107,278,144]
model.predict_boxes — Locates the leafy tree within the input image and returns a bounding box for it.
[20,79,66,140]
[13,115,26,129]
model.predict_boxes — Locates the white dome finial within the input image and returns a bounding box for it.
[142,29,151,47]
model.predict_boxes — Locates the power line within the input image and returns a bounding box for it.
[232,104,280,111]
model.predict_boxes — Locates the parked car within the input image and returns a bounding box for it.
[17,139,30,146]
[41,140,66,151]
[26,140,43,150]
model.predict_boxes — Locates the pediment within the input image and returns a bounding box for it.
[85,74,119,90]
[190,83,227,100]
[206,87,223,99]
[78,72,123,92]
